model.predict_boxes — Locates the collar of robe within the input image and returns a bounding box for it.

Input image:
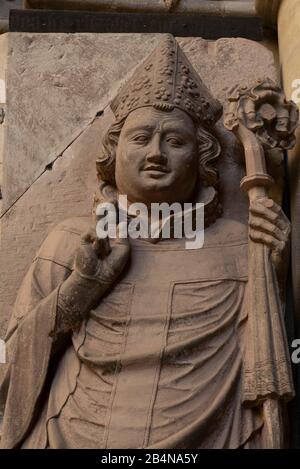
[95,182,221,244]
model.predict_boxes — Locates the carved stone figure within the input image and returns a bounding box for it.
[0,35,297,449]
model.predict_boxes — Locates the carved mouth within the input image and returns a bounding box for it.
[143,165,170,174]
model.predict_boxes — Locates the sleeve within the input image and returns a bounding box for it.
[0,229,75,448]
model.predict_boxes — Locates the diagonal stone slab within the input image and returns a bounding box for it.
[1,33,162,214]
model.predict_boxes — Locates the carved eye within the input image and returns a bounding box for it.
[132,134,150,144]
[166,137,184,147]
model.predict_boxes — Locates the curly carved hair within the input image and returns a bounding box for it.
[96,110,221,188]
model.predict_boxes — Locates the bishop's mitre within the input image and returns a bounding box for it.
[111,34,222,128]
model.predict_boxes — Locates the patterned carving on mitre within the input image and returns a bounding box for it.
[111,35,222,128]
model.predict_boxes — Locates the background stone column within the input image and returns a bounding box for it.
[277,0,300,331]
[255,0,281,29]
[256,0,300,447]
[257,0,300,332]
[257,0,300,448]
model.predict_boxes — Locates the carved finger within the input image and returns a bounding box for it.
[94,259,116,285]
[252,198,289,222]
[249,229,285,252]
[251,197,281,213]
[249,203,278,224]
[75,243,99,275]
[250,202,290,235]
[81,228,96,245]
[250,198,282,218]
[93,236,111,259]
[249,216,286,242]
[262,198,281,211]
[261,199,290,226]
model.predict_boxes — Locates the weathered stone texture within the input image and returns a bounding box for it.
[25,0,255,15]
[2,33,162,214]
[0,0,22,33]
[0,34,279,337]
[0,34,7,216]
[24,0,256,16]
[0,108,113,337]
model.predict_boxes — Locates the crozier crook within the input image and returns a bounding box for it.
[224,79,299,447]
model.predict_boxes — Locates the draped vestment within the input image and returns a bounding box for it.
[0,216,266,448]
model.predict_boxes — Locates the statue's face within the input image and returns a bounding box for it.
[115,107,198,205]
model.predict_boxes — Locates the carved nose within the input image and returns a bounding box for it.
[146,134,165,163]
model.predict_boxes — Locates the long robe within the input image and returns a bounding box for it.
[0,216,264,449]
